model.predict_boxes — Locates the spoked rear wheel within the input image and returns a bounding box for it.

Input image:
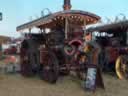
[116,55,128,79]
[39,52,59,83]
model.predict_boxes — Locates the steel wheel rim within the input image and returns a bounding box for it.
[116,55,128,79]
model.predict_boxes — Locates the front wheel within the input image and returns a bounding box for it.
[39,52,59,83]
[75,52,88,80]
[115,55,128,79]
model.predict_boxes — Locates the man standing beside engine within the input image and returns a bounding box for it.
[79,30,104,91]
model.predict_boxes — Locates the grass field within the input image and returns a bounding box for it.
[0,73,127,96]
[0,56,128,96]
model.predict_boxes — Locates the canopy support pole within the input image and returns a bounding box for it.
[65,17,68,39]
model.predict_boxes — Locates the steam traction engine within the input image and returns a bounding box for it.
[86,20,128,79]
[17,0,100,83]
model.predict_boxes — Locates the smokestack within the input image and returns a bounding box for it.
[63,0,72,10]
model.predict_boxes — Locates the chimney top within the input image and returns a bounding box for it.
[63,0,72,10]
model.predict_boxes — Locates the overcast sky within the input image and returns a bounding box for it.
[0,0,128,37]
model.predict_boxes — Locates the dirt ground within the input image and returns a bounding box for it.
[0,73,127,96]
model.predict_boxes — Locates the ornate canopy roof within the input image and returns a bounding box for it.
[17,10,100,31]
